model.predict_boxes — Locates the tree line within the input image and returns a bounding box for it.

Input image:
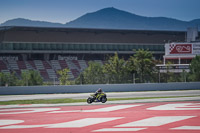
[63,49,200,85]
[0,70,42,86]
[0,49,200,86]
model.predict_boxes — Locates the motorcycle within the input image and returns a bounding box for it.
[87,93,107,104]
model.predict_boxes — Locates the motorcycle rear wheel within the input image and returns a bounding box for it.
[87,97,93,104]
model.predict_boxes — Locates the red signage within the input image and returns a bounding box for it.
[169,44,192,54]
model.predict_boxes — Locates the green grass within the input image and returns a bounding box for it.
[108,95,200,101]
[0,99,86,105]
[0,95,199,105]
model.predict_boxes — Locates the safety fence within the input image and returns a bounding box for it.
[0,82,200,95]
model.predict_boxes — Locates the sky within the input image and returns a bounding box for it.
[0,0,200,24]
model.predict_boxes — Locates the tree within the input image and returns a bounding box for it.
[189,55,200,81]
[80,61,105,84]
[20,71,29,86]
[57,68,70,85]
[20,70,43,86]
[164,61,175,83]
[133,49,155,83]
[126,56,136,74]
[126,56,138,83]
[0,72,18,86]
[0,72,3,86]
[180,70,188,82]
[103,52,129,83]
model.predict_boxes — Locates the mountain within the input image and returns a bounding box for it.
[0,18,64,27]
[65,7,199,31]
[1,7,200,31]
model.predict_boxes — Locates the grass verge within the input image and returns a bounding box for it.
[0,95,199,105]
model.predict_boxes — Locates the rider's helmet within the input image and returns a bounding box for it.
[98,88,102,93]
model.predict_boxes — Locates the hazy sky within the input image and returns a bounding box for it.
[0,0,200,24]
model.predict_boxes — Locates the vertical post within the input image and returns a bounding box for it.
[184,70,187,82]
[80,69,83,85]
[184,72,186,82]
[133,73,135,84]
[106,74,109,84]
[8,75,10,86]
[164,57,166,65]
[53,77,55,86]
[26,72,28,86]
[80,73,82,85]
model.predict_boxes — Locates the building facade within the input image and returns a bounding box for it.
[0,26,187,81]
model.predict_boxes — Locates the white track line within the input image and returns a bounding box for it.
[93,128,146,132]
[147,103,200,110]
[116,116,195,127]
[0,117,123,129]
[49,105,142,113]
[47,118,123,128]
[172,126,200,130]
[0,120,24,126]
[0,108,60,115]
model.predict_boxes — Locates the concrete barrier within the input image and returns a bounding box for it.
[0,82,200,95]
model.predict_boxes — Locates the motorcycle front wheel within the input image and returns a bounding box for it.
[101,97,107,103]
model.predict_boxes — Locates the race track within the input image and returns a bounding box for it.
[0,101,200,133]
[1,90,200,101]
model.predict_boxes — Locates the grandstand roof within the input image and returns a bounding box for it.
[0,26,186,44]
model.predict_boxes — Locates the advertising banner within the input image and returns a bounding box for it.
[165,43,200,55]
[169,44,192,54]
[193,44,200,54]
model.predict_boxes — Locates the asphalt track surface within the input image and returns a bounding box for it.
[0,90,200,101]
[0,101,200,133]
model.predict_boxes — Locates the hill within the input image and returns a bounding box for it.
[1,7,200,31]
[1,18,64,27]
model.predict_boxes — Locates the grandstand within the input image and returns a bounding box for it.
[0,26,186,82]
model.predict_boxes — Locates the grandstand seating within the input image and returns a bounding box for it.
[50,60,61,70]
[42,61,52,69]
[25,61,34,70]
[85,60,89,67]
[67,70,74,79]
[15,69,21,78]
[46,69,57,79]
[78,60,88,70]
[7,60,19,70]
[17,61,27,69]
[27,61,36,69]
[1,69,10,74]
[71,69,79,78]
[1,26,189,84]
[0,59,105,82]
[94,60,104,65]
[0,60,7,71]
[66,60,80,72]
[59,60,68,69]
[34,60,44,70]
[72,60,81,69]
[40,69,49,80]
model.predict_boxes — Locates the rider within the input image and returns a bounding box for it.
[94,88,103,101]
